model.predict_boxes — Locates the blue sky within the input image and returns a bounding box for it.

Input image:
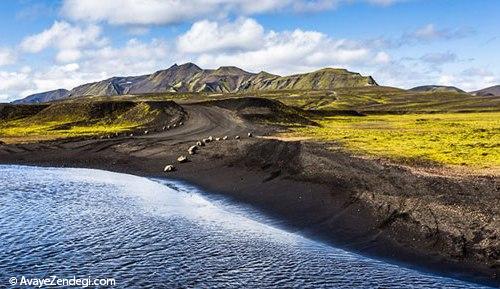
[1,0,499,101]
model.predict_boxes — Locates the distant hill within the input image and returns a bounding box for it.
[15,63,377,103]
[408,85,465,93]
[13,89,69,104]
[471,85,500,96]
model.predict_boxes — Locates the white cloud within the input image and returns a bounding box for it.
[291,0,340,12]
[0,70,33,101]
[85,38,170,76]
[292,0,407,12]
[438,74,455,86]
[371,24,476,49]
[0,71,30,91]
[371,54,499,91]
[367,0,404,6]
[419,51,457,65]
[177,18,265,53]
[450,68,499,91]
[61,0,246,25]
[413,24,440,40]
[0,48,16,66]
[178,18,375,75]
[0,94,11,102]
[374,51,390,64]
[61,63,80,72]
[47,39,169,90]
[61,0,403,26]
[29,65,86,95]
[2,36,172,102]
[56,49,82,63]
[369,59,429,89]
[127,27,150,35]
[20,21,106,63]
[408,24,473,42]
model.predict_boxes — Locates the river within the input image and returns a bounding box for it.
[0,165,493,288]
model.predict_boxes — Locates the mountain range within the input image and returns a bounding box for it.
[408,85,465,93]
[14,63,499,104]
[14,63,377,103]
[15,89,71,104]
[471,85,500,97]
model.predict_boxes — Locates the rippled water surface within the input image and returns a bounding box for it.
[0,165,493,288]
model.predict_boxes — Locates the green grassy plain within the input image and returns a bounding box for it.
[286,112,500,169]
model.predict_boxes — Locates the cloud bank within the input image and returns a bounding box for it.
[61,0,406,25]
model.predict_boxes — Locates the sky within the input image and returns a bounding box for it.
[0,0,499,102]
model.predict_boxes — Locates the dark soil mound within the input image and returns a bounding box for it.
[0,104,49,121]
[202,97,317,126]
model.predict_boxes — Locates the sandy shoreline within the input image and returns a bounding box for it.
[1,102,498,287]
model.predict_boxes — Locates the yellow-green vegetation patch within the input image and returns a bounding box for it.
[1,123,139,141]
[285,112,500,168]
[0,119,141,143]
[0,102,161,143]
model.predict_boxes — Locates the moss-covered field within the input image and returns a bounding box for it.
[284,112,500,169]
[0,121,139,143]
[0,101,175,143]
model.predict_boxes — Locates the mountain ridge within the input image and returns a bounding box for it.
[408,85,465,93]
[471,85,500,96]
[15,63,377,103]
[13,89,70,104]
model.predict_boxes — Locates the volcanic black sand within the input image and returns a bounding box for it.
[0,98,498,287]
